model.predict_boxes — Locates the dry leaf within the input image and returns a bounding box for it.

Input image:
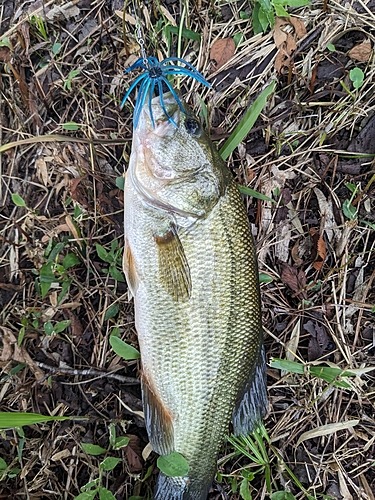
[0,47,11,63]
[358,474,375,500]
[41,224,71,244]
[114,11,136,24]
[348,40,372,63]
[35,158,50,186]
[0,326,45,381]
[210,38,236,70]
[46,1,80,21]
[51,449,71,461]
[304,320,330,361]
[65,215,82,249]
[273,18,289,48]
[246,167,256,183]
[310,228,326,271]
[291,240,303,267]
[313,187,336,242]
[274,33,297,72]
[280,262,307,299]
[273,17,305,73]
[296,420,359,447]
[125,434,143,473]
[314,236,326,271]
[63,309,84,337]
[158,5,177,26]
[285,320,300,362]
[142,442,152,461]
[289,16,307,38]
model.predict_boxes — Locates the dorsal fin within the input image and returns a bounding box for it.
[154,225,191,302]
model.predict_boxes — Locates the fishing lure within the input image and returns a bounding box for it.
[120,56,210,128]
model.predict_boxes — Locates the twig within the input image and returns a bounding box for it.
[34,361,139,385]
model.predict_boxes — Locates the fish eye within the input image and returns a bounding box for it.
[184,118,201,136]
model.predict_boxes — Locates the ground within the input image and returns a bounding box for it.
[0,0,375,499]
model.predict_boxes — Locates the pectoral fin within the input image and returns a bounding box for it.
[142,373,175,455]
[232,345,268,436]
[123,238,138,298]
[154,225,191,302]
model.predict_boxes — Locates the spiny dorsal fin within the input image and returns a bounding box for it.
[142,373,175,455]
[154,225,191,302]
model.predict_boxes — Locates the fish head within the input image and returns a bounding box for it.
[130,92,230,220]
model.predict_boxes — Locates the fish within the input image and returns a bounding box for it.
[123,92,267,500]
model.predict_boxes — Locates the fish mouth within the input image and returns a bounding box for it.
[144,92,180,137]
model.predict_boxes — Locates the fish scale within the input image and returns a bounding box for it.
[123,93,267,500]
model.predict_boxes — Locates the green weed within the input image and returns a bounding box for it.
[73,423,129,500]
[34,236,81,302]
[349,67,364,90]
[43,319,71,336]
[110,329,140,360]
[29,14,49,41]
[225,424,320,499]
[96,240,125,283]
[0,457,21,481]
[271,358,357,389]
[342,183,358,220]
[157,452,189,477]
[64,69,81,91]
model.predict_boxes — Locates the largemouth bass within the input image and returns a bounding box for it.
[123,92,267,500]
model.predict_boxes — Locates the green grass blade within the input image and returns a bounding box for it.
[238,184,275,203]
[220,81,276,160]
[270,358,305,374]
[0,412,72,428]
[165,25,201,42]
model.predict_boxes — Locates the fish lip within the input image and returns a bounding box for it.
[142,93,181,137]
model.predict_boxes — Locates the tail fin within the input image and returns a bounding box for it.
[154,472,212,500]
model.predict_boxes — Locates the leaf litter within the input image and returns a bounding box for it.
[0,0,375,499]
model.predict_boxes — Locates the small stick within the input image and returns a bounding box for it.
[34,361,139,384]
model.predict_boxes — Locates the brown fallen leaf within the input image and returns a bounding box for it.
[348,40,372,63]
[70,176,89,207]
[274,33,297,73]
[291,240,303,267]
[41,224,71,244]
[63,309,84,337]
[0,326,45,381]
[289,16,307,39]
[273,18,289,48]
[273,17,305,73]
[125,434,143,473]
[304,320,330,361]
[310,228,326,271]
[280,262,307,299]
[0,46,11,63]
[35,157,50,186]
[210,38,236,70]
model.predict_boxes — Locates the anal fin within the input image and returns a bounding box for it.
[232,345,268,436]
[142,373,175,455]
[154,225,191,302]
